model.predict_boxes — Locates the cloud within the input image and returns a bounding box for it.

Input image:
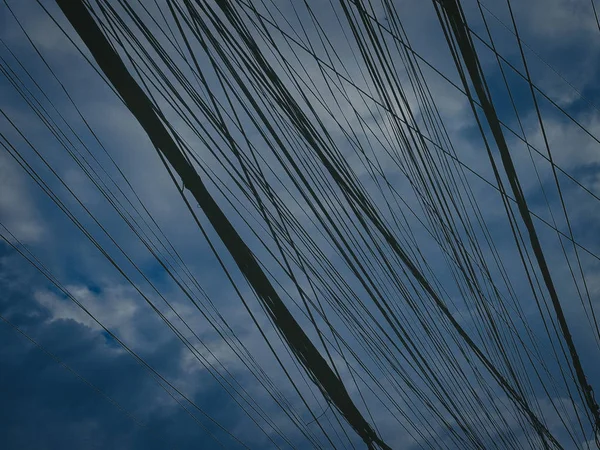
[0,152,44,243]
[515,0,600,42]
[34,284,141,346]
[1,0,82,57]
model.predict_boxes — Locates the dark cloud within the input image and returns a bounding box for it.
[0,244,242,450]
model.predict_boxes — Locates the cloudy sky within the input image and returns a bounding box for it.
[1,0,600,449]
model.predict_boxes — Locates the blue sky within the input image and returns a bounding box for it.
[2,0,600,449]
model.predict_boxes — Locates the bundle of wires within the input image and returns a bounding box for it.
[1,0,599,448]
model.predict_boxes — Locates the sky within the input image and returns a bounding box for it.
[1,0,600,449]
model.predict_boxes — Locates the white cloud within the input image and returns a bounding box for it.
[0,152,44,243]
[34,283,154,352]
